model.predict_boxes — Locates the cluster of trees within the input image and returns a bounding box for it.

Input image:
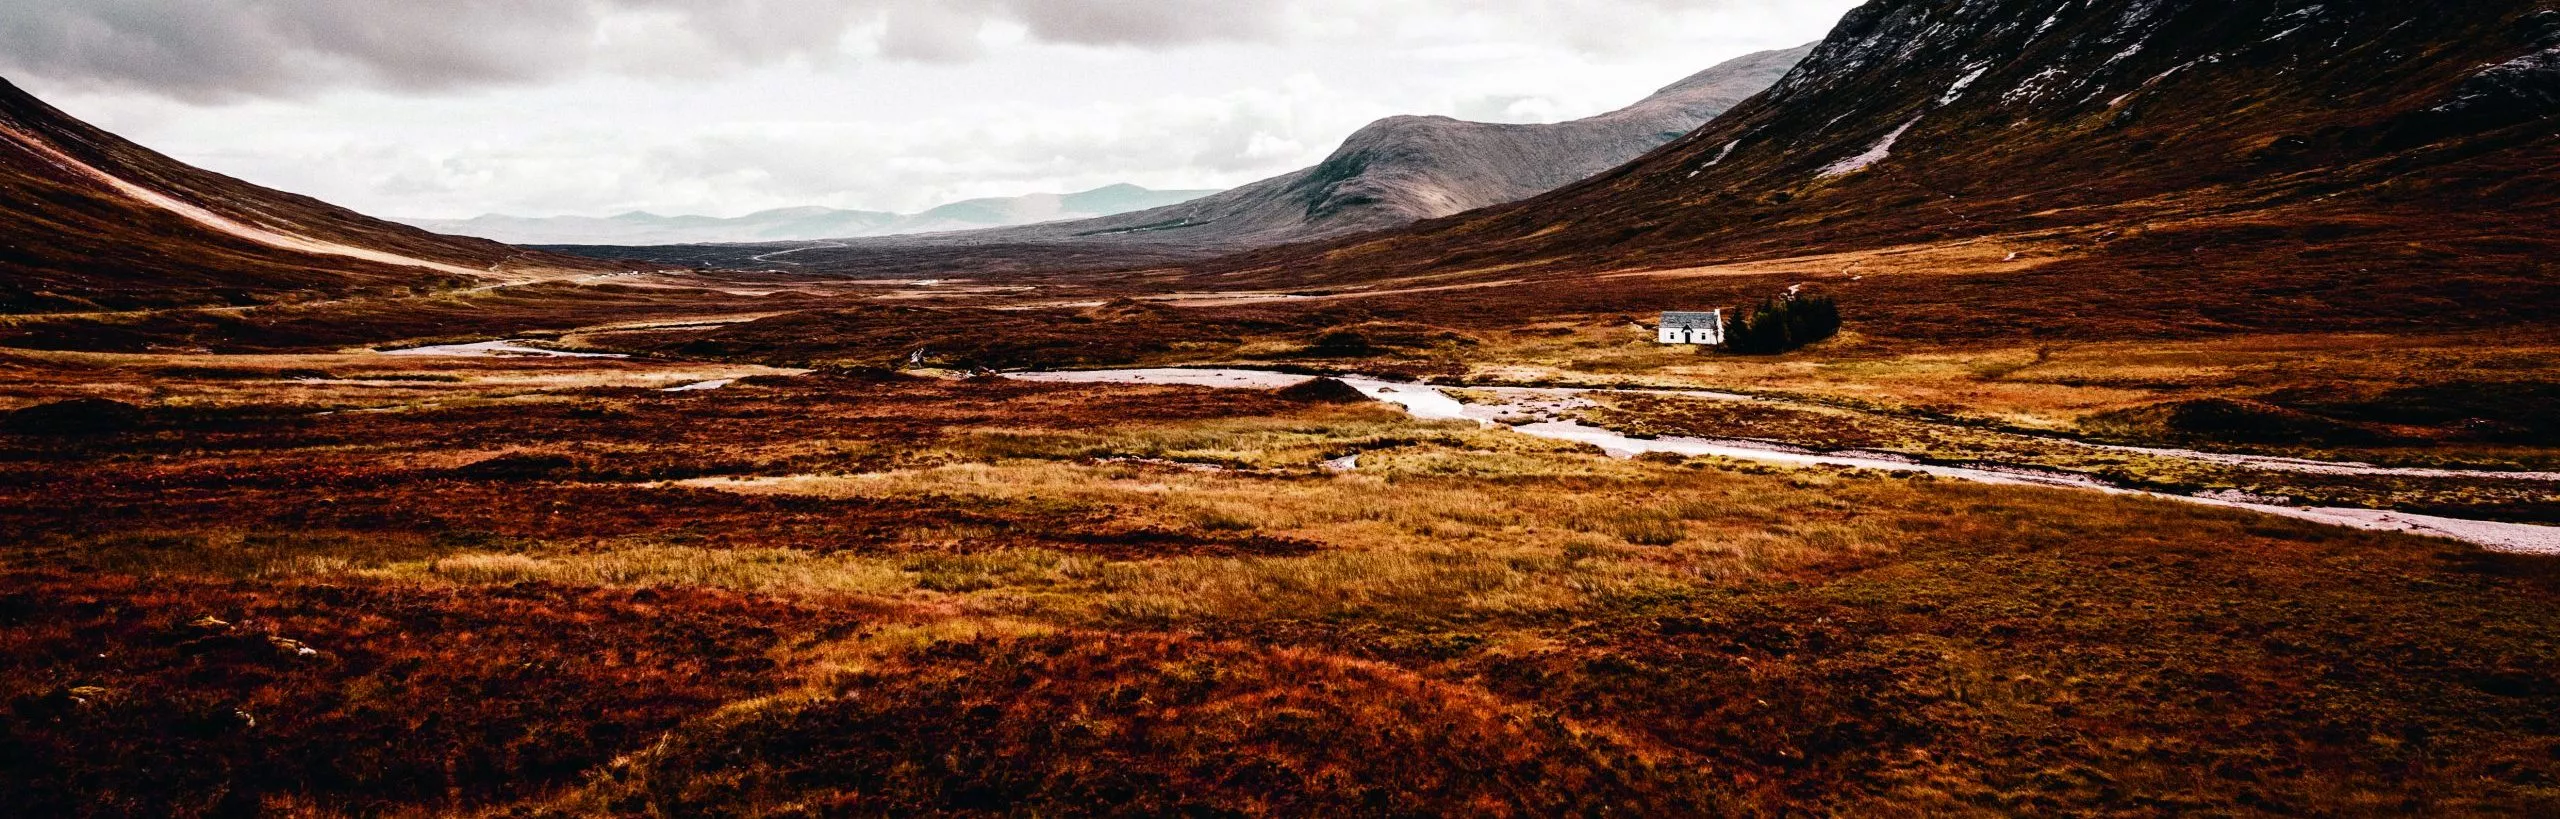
[1721,292,1842,355]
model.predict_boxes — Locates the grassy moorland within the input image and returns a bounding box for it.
[514,290,2560,530]
[2,359,2555,816]
[1572,392,2560,525]
[473,275,2559,466]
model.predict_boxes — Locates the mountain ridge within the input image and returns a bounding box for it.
[1173,0,2560,341]
[0,77,608,312]
[700,43,1815,261]
[402,184,1221,246]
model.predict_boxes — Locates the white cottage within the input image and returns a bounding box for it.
[1657,311,1727,346]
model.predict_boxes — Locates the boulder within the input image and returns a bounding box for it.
[1,398,145,435]
[1275,378,1374,404]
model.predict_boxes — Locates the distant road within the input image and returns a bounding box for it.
[749,241,850,266]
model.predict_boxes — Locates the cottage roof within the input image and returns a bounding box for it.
[1661,311,1724,329]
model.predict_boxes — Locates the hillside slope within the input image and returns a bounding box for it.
[0,79,604,313]
[1188,0,2560,341]
[736,44,1810,264]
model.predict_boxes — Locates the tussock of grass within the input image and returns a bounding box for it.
[531,633,1721,817]
[413,548,914,596]
[35,529,472,579]
[930,407,1459,470]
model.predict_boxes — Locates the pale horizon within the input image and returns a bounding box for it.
[2,0,1856,220]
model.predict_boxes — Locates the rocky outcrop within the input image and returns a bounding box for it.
[2390,8,2560,145]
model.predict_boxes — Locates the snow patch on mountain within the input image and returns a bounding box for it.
[2436,44,2560,112]
[1689,140,1743,178]
[1705,140,1741,167]
[2005,66,2073,104]
[1819,117,1922,178]
[1940,66,1992,105]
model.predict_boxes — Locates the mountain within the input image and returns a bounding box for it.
[0,78,602,313]
[697,44,1813,263]
[404,208,901,247]
[1186,0,2560,341]
[401,184,1220,246]
[892,184,1225,235]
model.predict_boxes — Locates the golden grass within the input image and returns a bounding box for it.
[16,349,2556,816]
[0,347,795,412]
[336,424,2048,629]
[1439,328,2560,430]
[39,529,462,579]
[923,406,1458,470]
[31,395,2409,637]
[8,411,1893,632]
[404,549,911,596]
[27,369,2537,642]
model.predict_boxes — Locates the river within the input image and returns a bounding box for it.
[1006,369,2560,555]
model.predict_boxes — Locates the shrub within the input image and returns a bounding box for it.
[1307,329,1379,356]
[1,398,145,435]
[1721,293,1842,355]
[2079,398,2381,445]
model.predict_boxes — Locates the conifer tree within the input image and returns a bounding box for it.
[1720,291,1840,355]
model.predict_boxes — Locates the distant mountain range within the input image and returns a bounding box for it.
[740,44,1814,257]
[397,184,1221,246]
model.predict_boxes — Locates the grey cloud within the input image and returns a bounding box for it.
[17,0,1861,220]
[1453,95,1556,124]
[0,0,1300,101]
[1000,0,1288,47]
[0,1,601,100]
[637,97,1311,208]
[879,0,997,63]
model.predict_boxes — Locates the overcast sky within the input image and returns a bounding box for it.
[2,1,1859,219]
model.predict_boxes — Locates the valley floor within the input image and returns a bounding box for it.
[2,307,2556,814]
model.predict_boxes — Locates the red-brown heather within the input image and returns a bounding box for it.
[4,0,2559,815]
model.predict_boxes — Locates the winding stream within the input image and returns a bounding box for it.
[376,340,628,359]
[1007,369,2560,555]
